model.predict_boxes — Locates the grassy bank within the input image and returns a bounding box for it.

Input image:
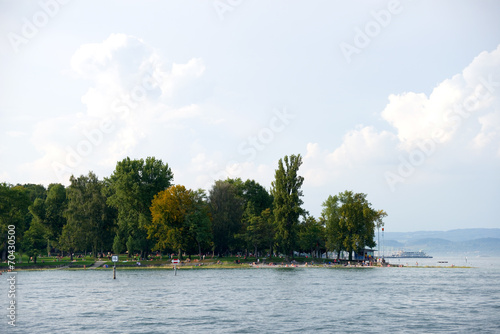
[0,254,94,270]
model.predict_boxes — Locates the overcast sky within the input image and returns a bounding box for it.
[1,0,499,232]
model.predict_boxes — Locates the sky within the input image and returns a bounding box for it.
[1,0,500,232]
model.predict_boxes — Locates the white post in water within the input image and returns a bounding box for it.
[112,255,119,279]
[172,258,180,276]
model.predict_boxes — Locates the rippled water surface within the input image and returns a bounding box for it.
[2,257,500,333]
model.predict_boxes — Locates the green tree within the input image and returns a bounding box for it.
[59,221,80,260]
[27,184,68,256]
[0,183,30,261]
[322,191,381,261]
[27,197,49,256]
[112,234,125,255]
[228,178,273,215]
[22,184,47,203]
[271,154,304,260]
[22,219,48,264]
[322,194,343,260]
[227,178,273,254]
[63,172,115,257]
[239,205,274,258]
[20,184,47,244]
[44,184,67,252]
[107,157,173,258]
[208,180,244,255]
[298,215,325,258]
[186,189,212,258]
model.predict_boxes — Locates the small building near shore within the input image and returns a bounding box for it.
[353,248,376,261]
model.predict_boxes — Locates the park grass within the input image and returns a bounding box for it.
[0,254,95,270]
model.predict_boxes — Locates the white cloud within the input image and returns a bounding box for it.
[302,127,398,187]
[472,111,500,155]
[24,34,208,184]
[327,126,398,166]
[302,45,500,191]
[160,58,206,99]
[382,44,500,151]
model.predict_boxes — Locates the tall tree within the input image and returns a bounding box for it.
[0,183,30,261]
[27,197,48,256]
[20,184,47,237]
[227,178,273,254]
[228,178,273,215]
[298,215,325,258]
[239,206,274,258]
[106,157,173,258]
[22,184,47,203]
[185,189,212,258]
[271,154,304,260]
[22,219,48,264]
[44,184,67,253]
[148,185,193,257]
[59,220,81,261]
[322,191,382,261]
[147,185,211,258]
[63,172,115,257]
[208,180,244,255]
[322,194,343,260]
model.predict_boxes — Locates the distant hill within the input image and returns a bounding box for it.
[380,229,500,255]
[384,229,500,242]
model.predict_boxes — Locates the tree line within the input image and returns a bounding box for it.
[0,154,386,263]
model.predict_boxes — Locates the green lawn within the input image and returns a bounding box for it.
[0,254,94,269]
[1,253,338,270]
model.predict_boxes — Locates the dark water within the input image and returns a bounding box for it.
[2,257,500,333]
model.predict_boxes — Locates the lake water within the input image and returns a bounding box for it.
[2,256,500,333]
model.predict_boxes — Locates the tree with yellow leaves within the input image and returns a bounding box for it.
[148,185,211,258]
